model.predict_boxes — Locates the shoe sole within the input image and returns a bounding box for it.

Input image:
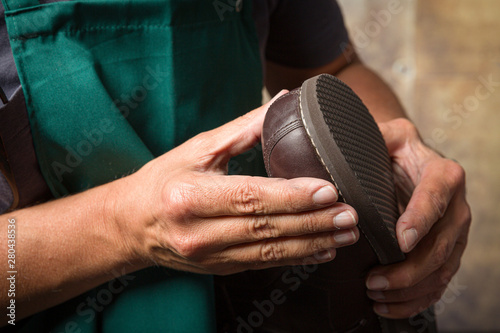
[299,74,404,264]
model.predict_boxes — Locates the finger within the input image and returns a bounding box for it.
[165,174,346,218]
[367,199,464,292]
[367,238,465,303]
[396,158,465,252]
[188,90,289,170]
[221,228,360,268]
[198,203,358,250]
[372,294,440,319]
[152,229,359,276]
[378,118,422,155]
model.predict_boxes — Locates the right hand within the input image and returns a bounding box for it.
[111,92,360,275]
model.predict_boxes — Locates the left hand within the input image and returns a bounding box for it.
[365,118,471,319]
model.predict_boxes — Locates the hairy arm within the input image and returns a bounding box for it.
[0,181,145,325]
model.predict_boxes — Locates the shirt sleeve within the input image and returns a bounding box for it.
[265,0,349,68]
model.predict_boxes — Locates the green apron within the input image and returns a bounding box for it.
[2,0,262,331]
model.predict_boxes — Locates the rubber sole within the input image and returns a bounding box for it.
[299,74,404,264]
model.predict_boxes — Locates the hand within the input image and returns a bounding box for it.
[111,92,359,276]
[365,118,471,319]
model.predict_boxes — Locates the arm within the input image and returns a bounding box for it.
[1,181,146,324]
[1,93,360,326]
[265,52,405,122]
[265,47,471,319]
[335,56,406,121]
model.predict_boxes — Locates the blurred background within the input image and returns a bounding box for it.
[337,0,500,331]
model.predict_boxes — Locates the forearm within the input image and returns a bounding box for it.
[0,179,146,325]
[335,58,407,122]
[266,51,407,123]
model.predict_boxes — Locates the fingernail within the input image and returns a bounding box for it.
[403,228,418,251]
[334,229,357,245]
[367,291,385,301]
[334,210,356,229]
[315,249,335,261]
[313,186,338,205]
[367,275,389,290]
[374,303,389,314]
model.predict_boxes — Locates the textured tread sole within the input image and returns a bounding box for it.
[299,74,404,264]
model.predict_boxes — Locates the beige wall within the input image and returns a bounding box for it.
[338,0,500,331]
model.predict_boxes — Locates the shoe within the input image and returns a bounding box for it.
[215,74,437,333]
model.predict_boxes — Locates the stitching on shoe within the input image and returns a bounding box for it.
[298,89,346,203]
[263,89,301,176]
[264,119,303,177]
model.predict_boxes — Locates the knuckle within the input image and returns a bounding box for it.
[302,212,322,234]
[445,160,466,186]
[162,179,197,218]
[458,202,472,230]
[437,264,457,286]
[309,237,327,254]
[248,215,277,239]
[424,187,448,220]
[189,132,211,151]
[171,234,202,258]
[187,133,221,169]
[259,241,287,262]
[232,181,266,214]
[433,239,453,269]
[281,182,299,210]
[397,118,420,140]
[187,134,208,154]
[463,205,472,226]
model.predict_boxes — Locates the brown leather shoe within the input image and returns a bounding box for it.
[215,74,437,333]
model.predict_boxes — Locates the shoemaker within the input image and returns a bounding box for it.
[0,0,470,331]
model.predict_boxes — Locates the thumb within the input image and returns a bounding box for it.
[193,90,288,170]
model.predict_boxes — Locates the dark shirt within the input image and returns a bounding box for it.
[0,0,349,213]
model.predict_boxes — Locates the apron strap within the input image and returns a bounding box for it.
[2,0,39,11]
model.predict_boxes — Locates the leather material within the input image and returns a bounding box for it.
[215,74,437,333]
[262,89,332,182]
